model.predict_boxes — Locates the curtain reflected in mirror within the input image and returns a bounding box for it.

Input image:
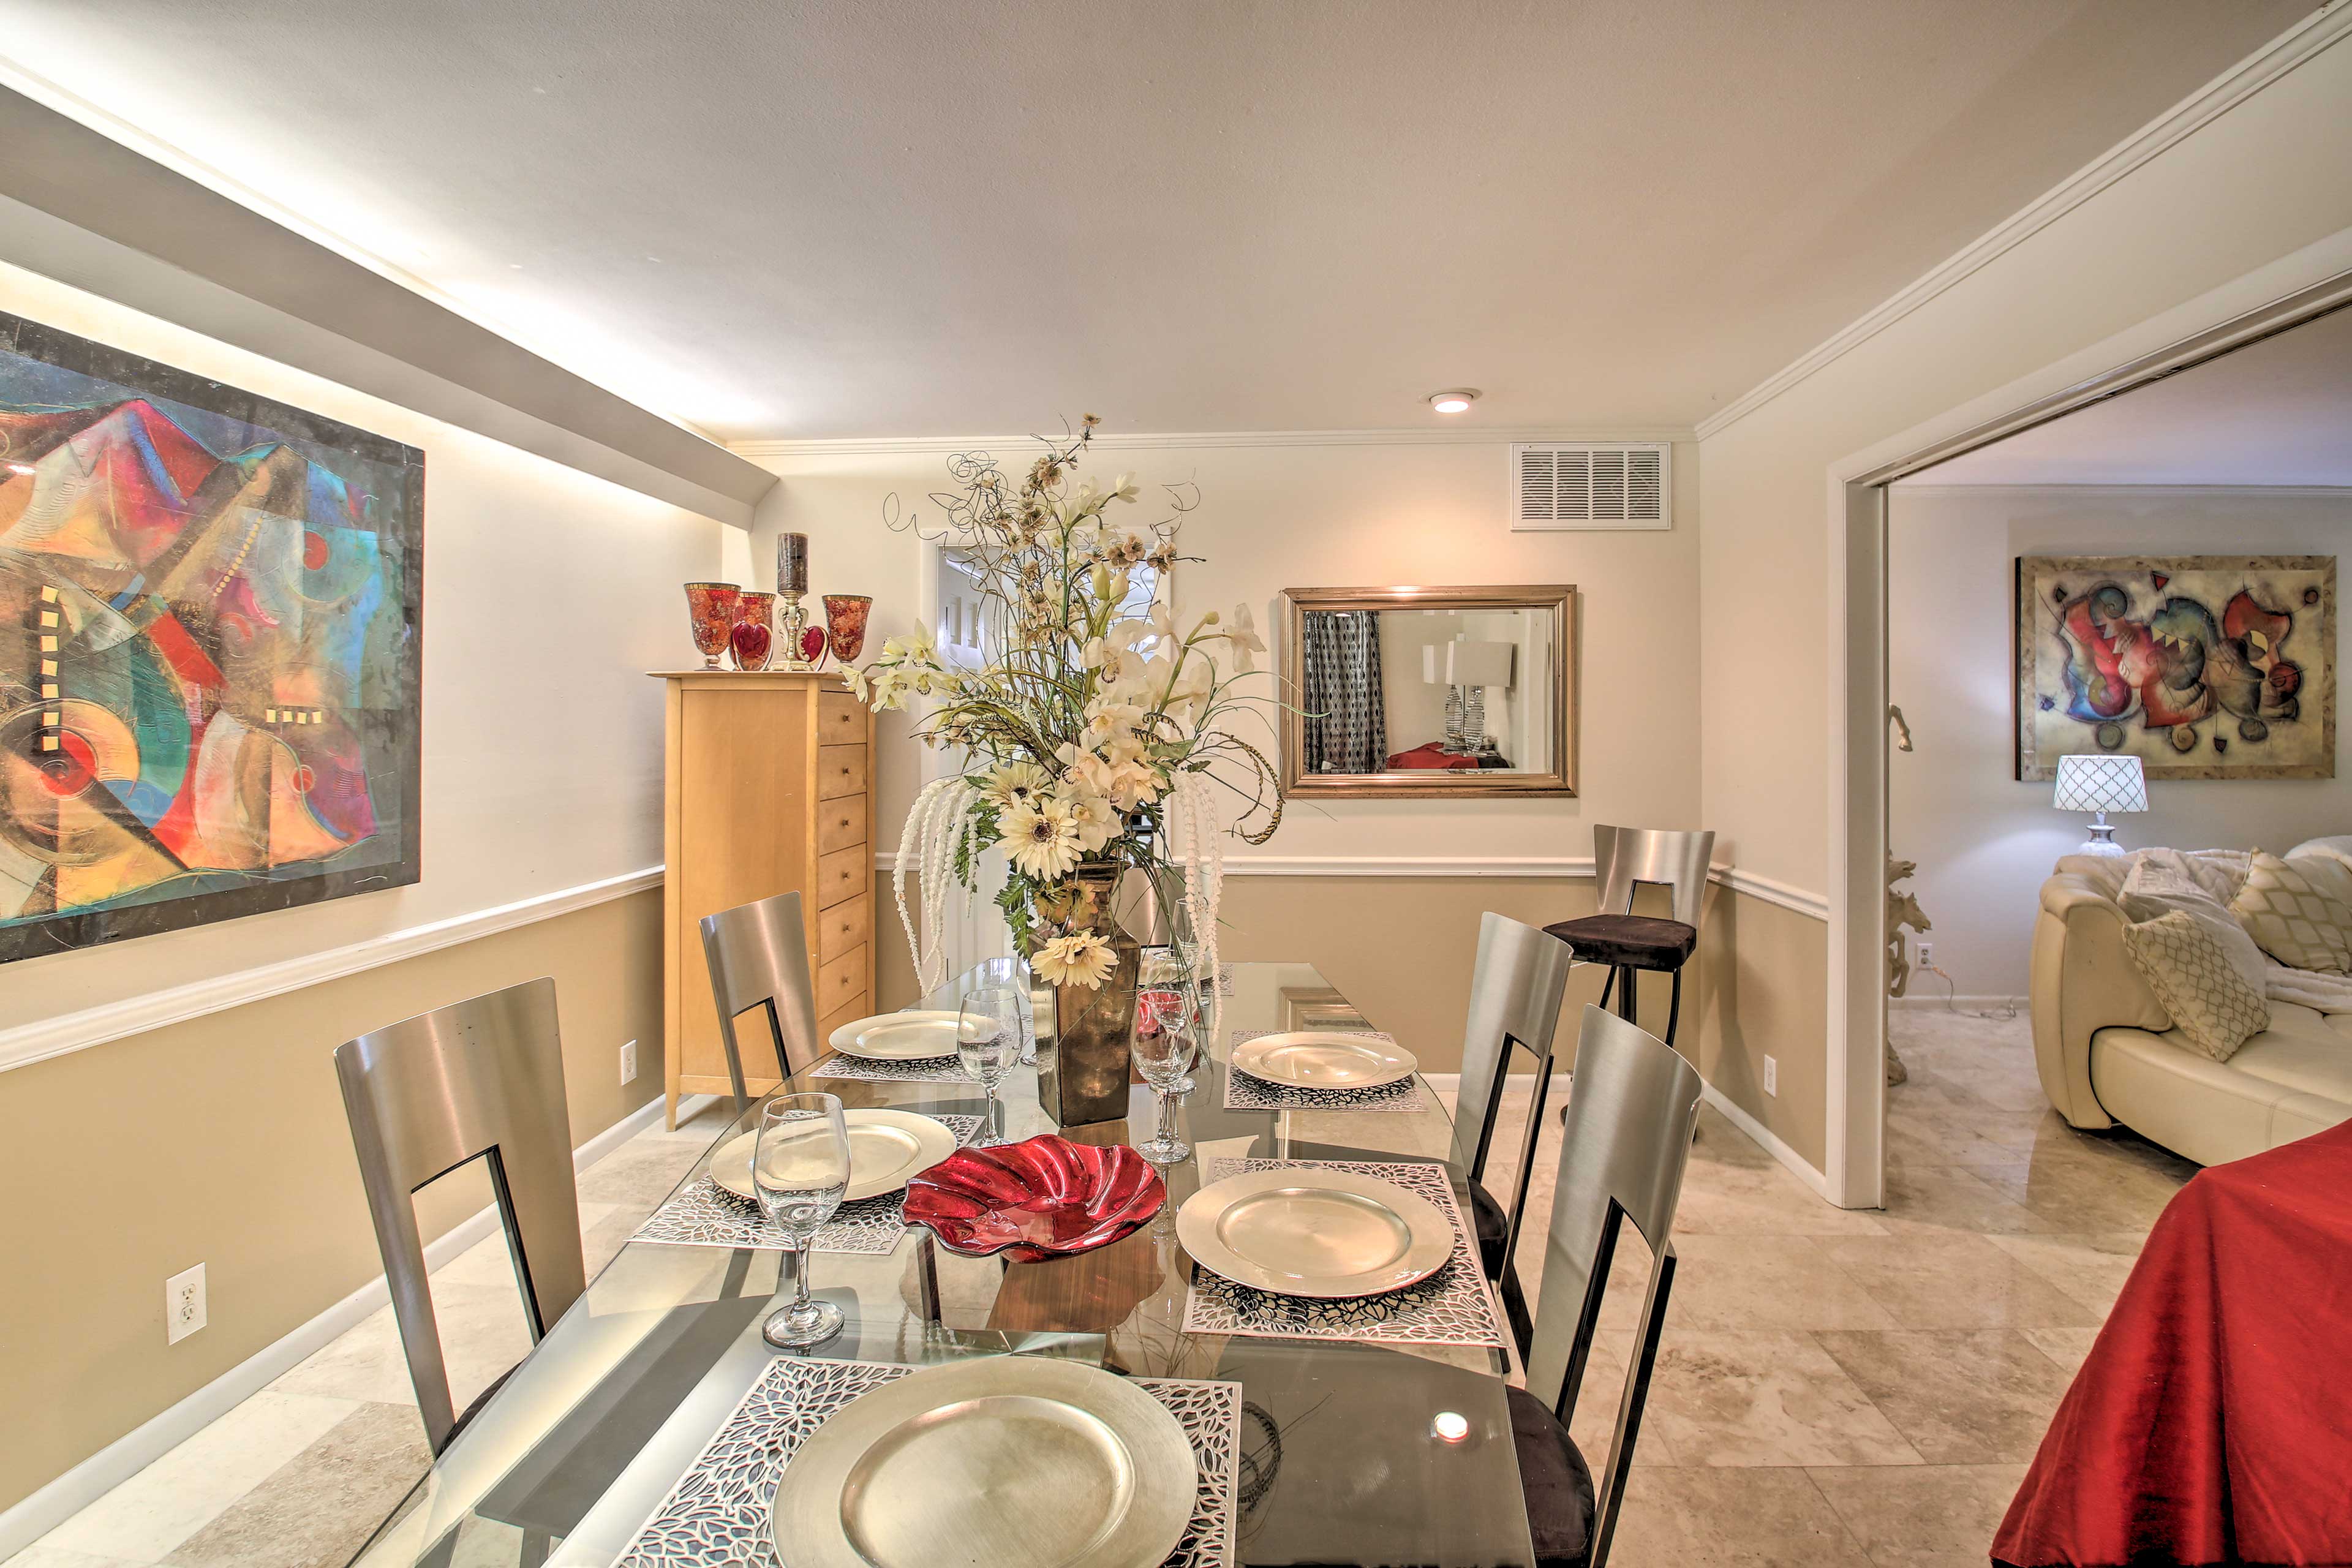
[1282,587,1577,797]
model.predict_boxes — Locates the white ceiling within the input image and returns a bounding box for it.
[0,0,2312,442]
[1904,304,2352,486]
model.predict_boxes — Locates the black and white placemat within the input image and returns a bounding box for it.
[1182,1158,1506,1348]
[809,1052,981,1084]
[1221,1029,1437,1114]
[632,1114,983,1256]
[614,1356,1242,1568]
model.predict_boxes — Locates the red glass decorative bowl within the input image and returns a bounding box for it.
[902,1134,1166,1262]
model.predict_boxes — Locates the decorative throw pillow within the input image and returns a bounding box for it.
[2118,851,2269,997]
[2230,851,2352,974]
[2121,912,2271,1062]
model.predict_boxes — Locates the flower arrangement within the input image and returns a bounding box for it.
[850,417,1280,994]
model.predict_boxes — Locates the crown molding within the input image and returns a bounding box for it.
[0,867,665,1076]
[1692,5,2352,445]
[733,425,1693,460]
[1892,483,2352,499]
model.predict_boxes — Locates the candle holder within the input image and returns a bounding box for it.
[684,582,741,670]
[777,589,817,671]
[729,591,775,671]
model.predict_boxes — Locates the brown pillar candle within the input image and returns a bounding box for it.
[777,533,810,594]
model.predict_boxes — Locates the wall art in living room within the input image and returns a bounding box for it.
[0,311,423,963]
[2015,552,2334,782]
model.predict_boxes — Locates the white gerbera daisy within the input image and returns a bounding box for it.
[1002,799,1082,880]
[981,760,1053,813]
[1034,930,1116,989]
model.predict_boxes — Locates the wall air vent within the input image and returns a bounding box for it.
[1512,442,1670,530]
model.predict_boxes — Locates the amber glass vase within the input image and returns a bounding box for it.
[684,582,740,669]
[823,594,873,666]
[730,591,775,671]
[1034,862,1142,1128]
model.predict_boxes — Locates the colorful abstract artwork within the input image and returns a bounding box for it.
[1,312,421,963]
[2015,554,2334,782]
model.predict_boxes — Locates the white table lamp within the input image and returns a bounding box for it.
[2052,754,2147,856]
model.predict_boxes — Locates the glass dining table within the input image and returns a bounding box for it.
[351,960,1536,1568]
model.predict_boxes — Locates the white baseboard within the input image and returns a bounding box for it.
[0,1090,713,1559]
[1888,994,2025,1012]
[1698,1083,1836,1202]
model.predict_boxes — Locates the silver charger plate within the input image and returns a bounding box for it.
[769,1355,1197,1568]
[709,1107,960,1204]
[829,1009,963,1060]
[1229,1030,1419,1090]
[1177,1167,1453,1299]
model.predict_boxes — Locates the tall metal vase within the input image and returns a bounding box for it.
[1036,862,1141,1127]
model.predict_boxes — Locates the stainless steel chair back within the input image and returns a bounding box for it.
[333,976,585,1455]
[1524,1004,1704,1568]
[699,889,822,1110]
[1448,913,1575,1267]
[1592,824,1716,931]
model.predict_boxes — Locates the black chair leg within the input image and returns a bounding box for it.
[1664,969,1683,1049]
[1616,966,1639,1025]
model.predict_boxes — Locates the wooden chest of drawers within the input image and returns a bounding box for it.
[654,669,875,1124]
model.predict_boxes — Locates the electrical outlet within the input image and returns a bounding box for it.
[1763,1055,1778,1097]
[166,1262,206,1345]
[620,1039,639,1085]
[1917,941,1934,970]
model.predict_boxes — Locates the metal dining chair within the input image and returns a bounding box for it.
[1545,824,1716,1050]
[333,976,586,1455]
[1511,1005,1703,1568]
[699,889,823,1110]
[1446,912,1575,1355]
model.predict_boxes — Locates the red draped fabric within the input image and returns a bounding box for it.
[1991,1119,2352,1567]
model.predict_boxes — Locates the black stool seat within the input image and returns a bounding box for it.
[1508,1384,1597,1568]
[1544,914,1696,973]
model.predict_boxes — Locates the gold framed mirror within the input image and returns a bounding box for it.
[1277,584,1578,798]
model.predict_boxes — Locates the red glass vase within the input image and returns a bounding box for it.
[823,594,873,666]
[684,582,740,669]
[730,590,775,671]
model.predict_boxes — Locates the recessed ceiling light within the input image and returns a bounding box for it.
[1428,388,1479,415]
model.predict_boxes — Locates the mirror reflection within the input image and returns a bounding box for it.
[1300,606,1556,775]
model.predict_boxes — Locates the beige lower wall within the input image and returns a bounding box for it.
[0,888,665,1516]
[1689,885,1830,1171]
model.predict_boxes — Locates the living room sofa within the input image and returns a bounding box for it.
[2030,836,2352,1166]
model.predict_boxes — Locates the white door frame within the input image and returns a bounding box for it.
[1822,261,2352,1208]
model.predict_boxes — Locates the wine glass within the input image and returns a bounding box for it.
[957,986,1024,1140]
[1131,1003,1197,1165]
[753,1093,852,1348]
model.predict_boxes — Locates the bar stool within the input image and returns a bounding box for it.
[1545,824,1714,1052]
[700,889,823,1112]
[333,976,586,1455]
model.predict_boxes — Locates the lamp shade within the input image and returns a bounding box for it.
[2052,754,2147,814]
[1445,639,1515,689]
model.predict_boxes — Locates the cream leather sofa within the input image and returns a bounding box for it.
[2030,836,2352,1167]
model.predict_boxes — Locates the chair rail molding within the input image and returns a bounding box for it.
[1692,4,2352,443]
[871,851,1828,919]
[0,866,665,1076]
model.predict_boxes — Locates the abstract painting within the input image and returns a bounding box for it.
[2015,554,2334,782]
[1,312,421,963]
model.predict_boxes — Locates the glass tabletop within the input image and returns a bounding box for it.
[352,960,1534,1568]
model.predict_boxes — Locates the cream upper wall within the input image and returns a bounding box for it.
[1698,31,2352,895]
[746,439,1702,862]
[0,260,726,1037]
[1889,486,2351,996]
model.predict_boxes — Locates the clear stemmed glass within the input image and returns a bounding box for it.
[957,986,1024,1141]
[1139,945,1204,1096]
[753,1093,853,1348]
[1131,1003,1197,1165]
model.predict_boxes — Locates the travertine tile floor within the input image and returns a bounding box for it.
[10,1009,2195,1568]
